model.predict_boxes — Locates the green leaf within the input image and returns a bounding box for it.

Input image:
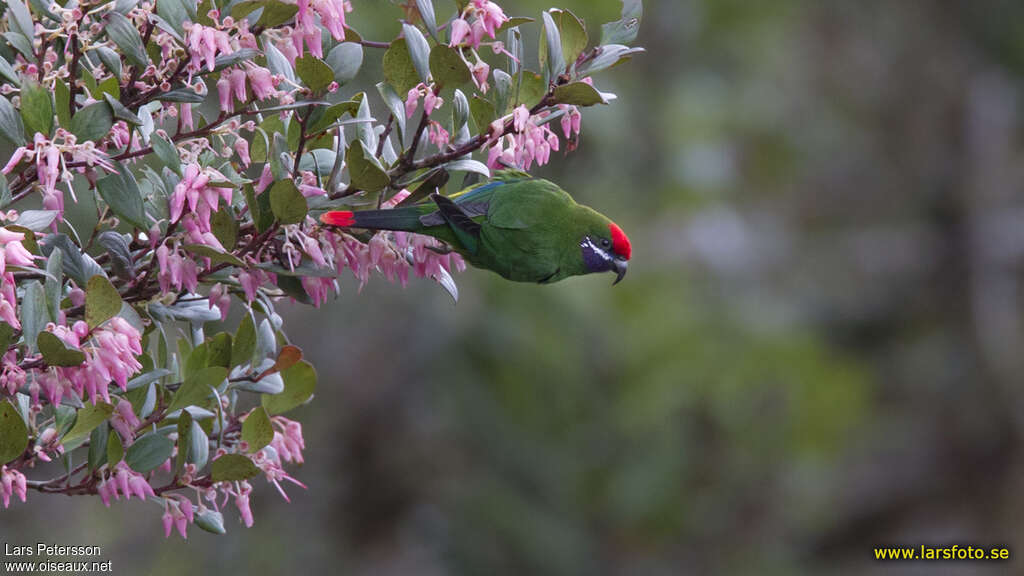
[151,132,182,176]
[125,432,174,473]
[268,180,307,225]
[601,0,643,46]
[551,9,588,69]
[470,96,496,133]
[383,38,420,95]
[38,331,86,367]
[232,313,257,368]
[55,80,71,129]
[230,0,263,20]
[0,95,26,145]
[207,333,232,369]
[86,275,122,329]
[107,429,124,467]
[211,205,238,250]
[346,141,389,192]
[175,409,192,472]
[251,115,284,163]
[61,403,115,446]
[20,77,53,137]
[241,406,273,452]
[182,244,245,267]
[514,71,547,109]
[296,55,334,93]
[325,42,363,86]
[166,366,228,414]
[244,183,274,233]
[105,12,149,69]
[0,322,15,354]
[429,45,471,89]
[552,82,607,106]
[496,16,535,36]
[256,0,299,27]
[20,281,46,353]
[0,400,28,464]
[69,101,114,142]
[211,453,260,482]
[262,360,317,414]
[276,274,310,304]
[308,98,361,134]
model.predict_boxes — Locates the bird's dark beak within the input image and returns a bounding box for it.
[612,258,628,285]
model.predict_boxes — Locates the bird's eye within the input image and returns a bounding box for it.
[601,238,611,248]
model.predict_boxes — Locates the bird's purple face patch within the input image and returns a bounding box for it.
[581,235,628,284]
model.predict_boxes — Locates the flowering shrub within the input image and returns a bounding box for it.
[0,0,642,537]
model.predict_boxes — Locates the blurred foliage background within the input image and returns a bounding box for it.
[5,0,1024,574]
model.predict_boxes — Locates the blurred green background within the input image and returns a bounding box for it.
[5,0,1024,574]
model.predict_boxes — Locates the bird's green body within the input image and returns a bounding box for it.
[320,172,631,284]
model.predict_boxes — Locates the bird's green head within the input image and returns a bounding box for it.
[579,216,632,284]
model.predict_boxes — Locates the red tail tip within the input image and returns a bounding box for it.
[609,222,631,260]
[320,211,355,227]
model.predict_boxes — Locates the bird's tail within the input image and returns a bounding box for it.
[319,207,425,231]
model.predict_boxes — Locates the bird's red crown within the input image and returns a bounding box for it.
[609,222,631,260]
[320,210,355,227]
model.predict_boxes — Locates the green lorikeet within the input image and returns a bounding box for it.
[319,172,631,284]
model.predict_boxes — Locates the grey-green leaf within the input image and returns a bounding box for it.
[105,12,149,69]
[124,432,174,473]
[0,95,26,145]
[600,0,643,46]
[325,42,363,86]
[20,281,46,353]
[96,169,147,230]
[403,24,432,84]
[69,101,114,142]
